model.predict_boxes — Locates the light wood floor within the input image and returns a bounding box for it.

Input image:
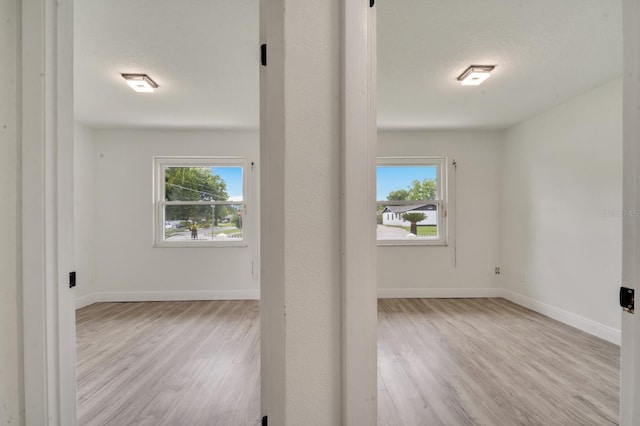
[77,298,619,426]
[76,301,260,426]
[378,298,619,426]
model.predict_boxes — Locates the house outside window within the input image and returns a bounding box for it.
[377,157,447,245]
[154,157,249,247]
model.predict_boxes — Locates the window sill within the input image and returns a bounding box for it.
[377,240,448,247]
[154,241,248,248]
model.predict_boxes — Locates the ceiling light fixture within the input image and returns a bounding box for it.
[456,65,496,86]
[121,73,159,92]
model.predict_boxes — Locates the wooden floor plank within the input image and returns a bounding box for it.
[378,298,619,426]
[77,298,619,425]
[76,301,261,426]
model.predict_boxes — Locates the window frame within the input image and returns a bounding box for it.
[153,156,250,248]
[376,156,448,246]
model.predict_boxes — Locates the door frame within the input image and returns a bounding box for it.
[620,0,640,424]
[25,0,640,424]
[21,0,76,425]
[342,0,378,424]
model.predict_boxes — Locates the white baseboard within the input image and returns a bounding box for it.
[501,290,621,345]
[77,287,620,345]
[378,287,621,345]
[96,290,260,302]
[75,293,98,309]
[75,290,259,308]
[378,287,504,299]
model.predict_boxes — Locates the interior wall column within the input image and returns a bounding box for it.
[260,0,344,423]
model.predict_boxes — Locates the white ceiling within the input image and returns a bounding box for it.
[74,0,259,129]
[74,0,622,130]
[377,0,623,129]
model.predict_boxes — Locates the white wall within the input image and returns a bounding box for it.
[91,128,259,300]
[260,0,343,422]
[377,130,503,296]
[75,124,97,307]
[621,1,640,421]
[501,78,622,339]
[0,0,22,423]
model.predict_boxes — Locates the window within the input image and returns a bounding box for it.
[377,157,447,245]
[154,157,249,247]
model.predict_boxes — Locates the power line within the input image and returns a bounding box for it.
[167,183,220,200]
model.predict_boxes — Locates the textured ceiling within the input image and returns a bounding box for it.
[74,0,259,129]
[74,0,622,130]
[377,0,623,129]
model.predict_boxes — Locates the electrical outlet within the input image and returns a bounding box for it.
[521,271,527,283]
[494,266,500,275]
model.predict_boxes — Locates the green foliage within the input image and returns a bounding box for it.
[387,189,409,201]
[402,212,426,235]
[165,167,229,222]
[386,179,436,201]
[407,179,436,200]
[165,167,228,201]
[213,205,229,226]
[401,212,426,223]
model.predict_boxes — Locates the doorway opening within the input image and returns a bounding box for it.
[73,1,261,423]
[376,0,623,423]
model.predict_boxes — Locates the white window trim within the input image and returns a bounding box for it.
[153,156,250,248]
[377,156,448,246]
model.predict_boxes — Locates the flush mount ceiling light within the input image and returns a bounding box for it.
[456,65,496,86]
[121,73,159,92]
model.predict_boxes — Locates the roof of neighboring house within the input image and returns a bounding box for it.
[382,204,437,214]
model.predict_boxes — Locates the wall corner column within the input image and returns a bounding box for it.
[342,0,378,424]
